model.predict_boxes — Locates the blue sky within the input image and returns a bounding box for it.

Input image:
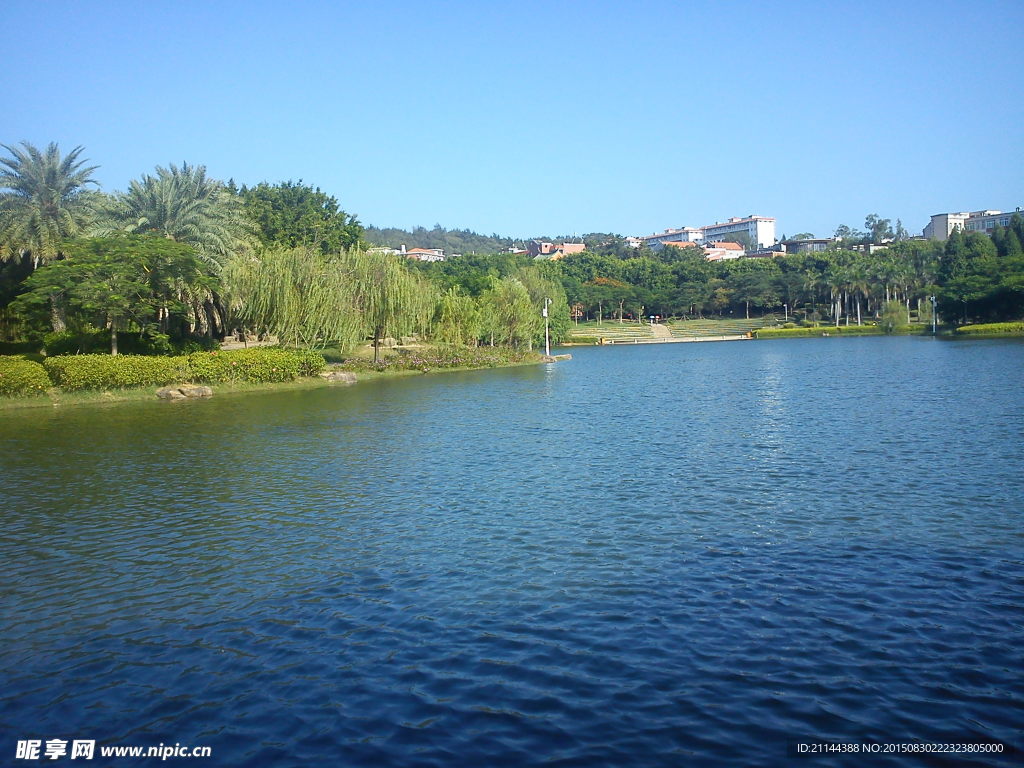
[5,0,1022,240]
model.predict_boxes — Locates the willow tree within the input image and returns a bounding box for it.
[347,248,436,361]
[222,246,362,350]
[433,286,482,346]
[480,276,541,349]
[516,265,571,344]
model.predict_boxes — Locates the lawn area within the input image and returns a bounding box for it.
[567,317,777,342]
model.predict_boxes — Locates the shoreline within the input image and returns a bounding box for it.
[0,356,545,412]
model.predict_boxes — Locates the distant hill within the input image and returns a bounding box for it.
[364,225,518,255]
[363,225,631,256]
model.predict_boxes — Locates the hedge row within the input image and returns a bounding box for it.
[15,348,328,393]
[0,357,51,397]
[337,346,537,373]
[955,322,1024,336]
[756,326,881,338]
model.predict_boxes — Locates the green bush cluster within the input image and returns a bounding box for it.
[337,346,537,373]
[185,348,309,383]
[44,354,185,391]
[26,348,327,393]
[756,324,930,339]
[0,356,51,397]
[955,322,1024,336]
[566,336,599,344]
[294,349,328,376]
[756,325,884,338]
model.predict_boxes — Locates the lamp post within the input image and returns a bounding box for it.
[543,297,552,356]
[784,304,788,322]
[930,295,937,335]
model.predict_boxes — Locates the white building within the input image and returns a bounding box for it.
[700,216,776,248]
[964,209,1020,234]
[639,215,776,251]
[405,247,445,262]
[923,212,970,241]
[640,227,703,251]
[923,209,1022,240]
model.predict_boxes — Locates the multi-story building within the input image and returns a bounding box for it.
[923,209,1022,240]
[640,216,776,251]
[923,212,970,241]
[639,227,703,251]
[700,216,776,248]
[964,209,1021,234]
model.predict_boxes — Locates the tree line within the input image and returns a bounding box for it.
[2,141,1021,359]
[0,142,567,357]
[544,227,1023,326]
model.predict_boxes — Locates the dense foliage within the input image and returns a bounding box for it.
[365,224,515,255]
[336,345,537,373]
[1,141,1021,364]
[40,348,327,391]
[241,181,362,253]
[0,355,50,396]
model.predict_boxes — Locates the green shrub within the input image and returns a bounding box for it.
[566,336,599,344]
[34,348,331,392]
[955,322,1024,336]
[294,349,327,376]
[0,356,51,397]
[43,354,186,391]
[337,346,537,373]
[755,325,882,338]
[184,348,312,383]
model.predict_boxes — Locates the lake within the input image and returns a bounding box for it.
[2,337,1022,766]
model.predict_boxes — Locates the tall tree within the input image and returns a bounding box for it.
[115,163,253,268]
[349,249,436,362]
[12,235,209,354]
[241,180,362,253]
[0,142,107,331]
[0,142,101,268]
[222,246,362,350]
[113,163,254,338]
[864,214,894,243]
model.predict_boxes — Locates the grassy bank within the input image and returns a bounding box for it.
[0,345,544,411]
[755,324,929,339]
[953,322,1024,337]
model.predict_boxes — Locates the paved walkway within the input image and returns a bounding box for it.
[651,323,673,338]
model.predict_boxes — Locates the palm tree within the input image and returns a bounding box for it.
[0,142,103,330]
[115,163,253,269]
[113,163,255,337]
[0,141,101,268]
[847,256,871,326]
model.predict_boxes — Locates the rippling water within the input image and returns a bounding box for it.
[2,337,1022,766]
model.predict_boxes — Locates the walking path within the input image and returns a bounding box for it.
[602,333,750,345]
[651,323,673,339]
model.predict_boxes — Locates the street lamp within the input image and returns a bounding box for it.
[543,297,552,356]
[931,295,937,335]
[784,304,788,322]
